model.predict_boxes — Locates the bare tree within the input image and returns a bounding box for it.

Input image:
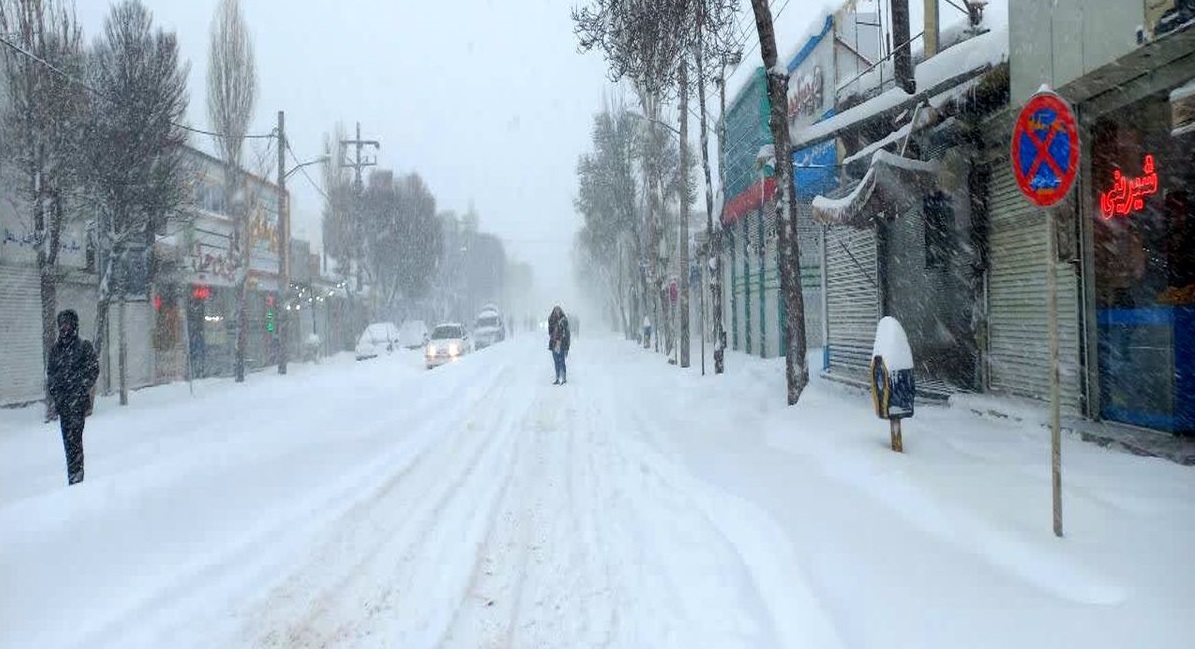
[749,0,807,405]
[0,0,89,414]
[206,0,258,383]
[87,0,190,405]
[691,0,739,374]
[575,0,738,368]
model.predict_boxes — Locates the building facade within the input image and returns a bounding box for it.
[1003,0,1195,433]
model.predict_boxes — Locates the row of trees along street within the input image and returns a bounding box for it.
[0,0,193,407]
[573,0,810,404]
[318,125,522,329]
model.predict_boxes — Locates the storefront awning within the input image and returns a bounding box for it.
[810,150,939,227]
[721,176,778,227]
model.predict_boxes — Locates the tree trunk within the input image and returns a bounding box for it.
[38,250,57,418]
[118,296,129,406]
[750,0,808,405]
[695,19,725,375]
[678,59,691,369]
[231,165,248,383]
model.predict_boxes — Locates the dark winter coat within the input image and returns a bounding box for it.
[549,314,571,355]
[47,329,99,416]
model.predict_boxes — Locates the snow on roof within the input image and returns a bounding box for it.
[792,24,1008,148]
[811,150,938,226]
[841,122,913,166]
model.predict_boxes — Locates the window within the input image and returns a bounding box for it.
[924,191,953,269]
[432,325,464,340]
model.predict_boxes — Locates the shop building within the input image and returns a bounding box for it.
[720,7,880,358]
[803,1,1009,397]
[1004,0,1195,435]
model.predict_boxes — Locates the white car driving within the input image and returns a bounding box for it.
[425,323,470,369]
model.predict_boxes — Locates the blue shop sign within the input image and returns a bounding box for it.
[793,138,838,201]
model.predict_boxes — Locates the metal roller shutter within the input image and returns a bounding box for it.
[763,235,780,358]
[0,265,44,405]
[825,226,879,375]
[105,301,155,392]
[798,204,824,350]
[986,162,1082,412]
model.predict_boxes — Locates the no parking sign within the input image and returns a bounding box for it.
[1010,86,1078,538]
[1011,89,1079,207]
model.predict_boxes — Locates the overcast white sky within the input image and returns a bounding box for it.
[77,0,616,308]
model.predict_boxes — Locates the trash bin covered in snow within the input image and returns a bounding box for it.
[870,316,916,420]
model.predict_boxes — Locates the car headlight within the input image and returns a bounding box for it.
[449,343,459,356]
[426,344,435,357]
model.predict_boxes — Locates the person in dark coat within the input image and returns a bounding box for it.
[547,305,571,385]
[47,309,99,485]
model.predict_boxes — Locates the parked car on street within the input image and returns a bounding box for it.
[425,323,470,369]
[355,322,401,361]
[398,320,430,350]
[472,306,505,350]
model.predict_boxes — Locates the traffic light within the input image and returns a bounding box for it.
[265,293,277,332]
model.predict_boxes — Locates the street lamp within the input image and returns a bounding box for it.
[284,154,330,181]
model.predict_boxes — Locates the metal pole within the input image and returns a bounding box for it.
[1046,207,1063,537]
[701,254,706,375]
[679,59,691,369]
[277,110,290,375]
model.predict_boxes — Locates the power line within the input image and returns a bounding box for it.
[286,139,331,203]
[0,32,276,141]
[724,0,794,82]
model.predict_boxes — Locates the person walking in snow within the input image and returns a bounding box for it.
[642,315,652,348]
[548,305,571,385]
[47,309,99,485]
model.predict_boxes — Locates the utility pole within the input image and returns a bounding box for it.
[339,122,379,297]
[678,59,691,369]
[277,110,290,375]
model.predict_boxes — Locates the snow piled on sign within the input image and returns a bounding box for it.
[872,315,914,371]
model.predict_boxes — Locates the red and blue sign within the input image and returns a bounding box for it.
[1011,89,1080,208]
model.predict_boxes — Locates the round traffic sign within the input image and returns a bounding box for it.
[1011,90,1080,208]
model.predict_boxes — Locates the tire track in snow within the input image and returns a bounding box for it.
[242,360,530,648]
[434,377,628,648]
[73,362,515,649]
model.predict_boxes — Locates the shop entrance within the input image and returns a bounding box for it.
[1092,95,1195,434]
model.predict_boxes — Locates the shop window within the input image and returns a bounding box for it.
[924,191,953,269]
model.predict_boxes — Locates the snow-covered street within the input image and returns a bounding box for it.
[3,337,1194,649]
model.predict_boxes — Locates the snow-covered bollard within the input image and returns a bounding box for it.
[870,316,916,452]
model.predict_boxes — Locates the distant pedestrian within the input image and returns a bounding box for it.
[47,309,99,485]
[548,305,571,385]
[642,315,652,348]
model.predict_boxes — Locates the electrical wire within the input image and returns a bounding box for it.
[0,33,276,141]
[285,139,331,203]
